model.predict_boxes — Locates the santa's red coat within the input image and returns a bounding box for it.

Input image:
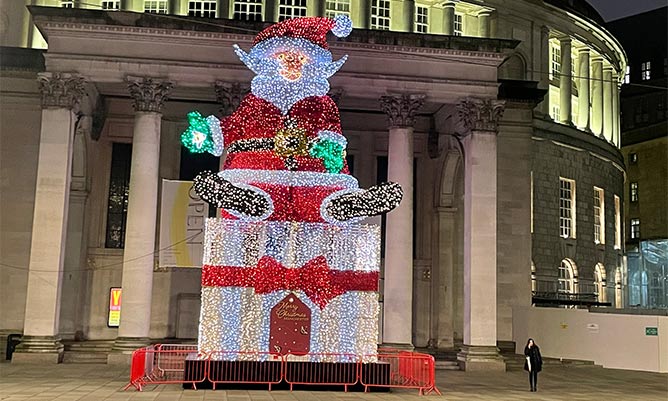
[219,94,353,223]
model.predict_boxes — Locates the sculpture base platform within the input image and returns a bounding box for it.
[183,358,390,391]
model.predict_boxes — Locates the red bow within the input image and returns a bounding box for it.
[202,256,379,309]
[254,256,345,309]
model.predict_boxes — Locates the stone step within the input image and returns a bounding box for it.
[62,352,109,364]
[435,360,460,370]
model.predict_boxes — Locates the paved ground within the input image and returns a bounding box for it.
[0,362,666,401]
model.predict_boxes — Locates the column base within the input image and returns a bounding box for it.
[108,337,151,365]
[11,335,64,364]
[457,345,506,371]
[380,342,414,352]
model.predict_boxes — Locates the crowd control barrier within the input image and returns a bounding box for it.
[124,344,440,395]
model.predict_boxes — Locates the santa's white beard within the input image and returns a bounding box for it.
[251,75,330,114]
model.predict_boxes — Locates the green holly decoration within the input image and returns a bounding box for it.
[310,139,345,173]
[181,111,215,154]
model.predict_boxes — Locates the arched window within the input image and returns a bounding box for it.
[558,259,578,294]
[594,263,606,303]
[531,261,537,292]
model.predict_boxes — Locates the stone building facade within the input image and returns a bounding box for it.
[609,7,668,309]
[0,0,626,369]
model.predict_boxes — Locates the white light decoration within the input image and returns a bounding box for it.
[188,15,402,365]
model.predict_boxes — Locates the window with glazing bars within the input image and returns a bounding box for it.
[594,187,605,244]
[559,178,576,238]
[234,0,263,21]
[105,143,132,248]
[61,0,74,8]
[102,1,120,9]
[278,0,307,21]
[550,43,561,80]
[188,1,216,18]
[558,260,574,293]
[630,218,640,239]
[641,61,651,80]
[145,0,168,13]
[326,0,350,18]
[454,13,462,36]
[630,182,638,202]
[551,104,560,121]
[371,0,391,30]
[415,6,429,33]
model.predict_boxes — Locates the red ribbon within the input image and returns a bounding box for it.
[202,256,378,309]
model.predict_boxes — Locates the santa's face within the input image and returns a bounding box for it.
[274,50,309,81]
[234,38,347,114]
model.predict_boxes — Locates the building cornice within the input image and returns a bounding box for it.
[35,20,509,63]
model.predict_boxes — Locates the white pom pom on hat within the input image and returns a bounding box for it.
[332,14,353,38]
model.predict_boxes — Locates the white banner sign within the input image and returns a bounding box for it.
[159,179,209,268]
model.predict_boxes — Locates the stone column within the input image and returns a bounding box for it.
[215,81,249,169]
[537,26,550,117]
[442,1,456,35]
[395,0,415,32]
[357,0,371,29]
[12,73,86,364]
[218,0,231,18]
[603,66,614,142]
[559,37,572,124]
[591,58,603,136]
[109,77,172,364]
[478,10,492,38]
[215,81,250,117]
[379,94,425,349]
[168,0,181,15]
[312,0,326,17]
[577,48,590,130]
[456,98,506,371]
[613,82,620,146]
[121,0,143,12]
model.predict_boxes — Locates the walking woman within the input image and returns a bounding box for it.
[524,338,543,392]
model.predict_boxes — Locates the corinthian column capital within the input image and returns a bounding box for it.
[37,72,86,109]
[380,94,426,128]
[214,81,250,116]
[127,77,173,113]
[457,98,505,134]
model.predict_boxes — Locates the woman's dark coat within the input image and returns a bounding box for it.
[524,345,543,372]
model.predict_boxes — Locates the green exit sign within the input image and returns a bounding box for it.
[645,327,658,336]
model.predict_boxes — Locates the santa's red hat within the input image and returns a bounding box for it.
[252,15,353,50]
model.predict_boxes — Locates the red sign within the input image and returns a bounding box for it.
[108,287,122,327]
[269,294,311,355]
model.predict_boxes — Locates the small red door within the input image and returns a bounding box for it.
[269,294,311,355]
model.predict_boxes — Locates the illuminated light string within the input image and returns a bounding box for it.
[199,219,381,362]
[186,15,397,362]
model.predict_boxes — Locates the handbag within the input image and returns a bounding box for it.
[526,356,532,372]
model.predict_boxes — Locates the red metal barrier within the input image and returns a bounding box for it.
[361,352,441,395]
[123,344,206,391]
[125,347,440,395]
[283,353,360,391]
[207,351,283,390]
[124,347,149,391]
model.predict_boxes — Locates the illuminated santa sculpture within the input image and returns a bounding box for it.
[182,15,402,362]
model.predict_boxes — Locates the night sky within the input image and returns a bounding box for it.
[587,0,667,21]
